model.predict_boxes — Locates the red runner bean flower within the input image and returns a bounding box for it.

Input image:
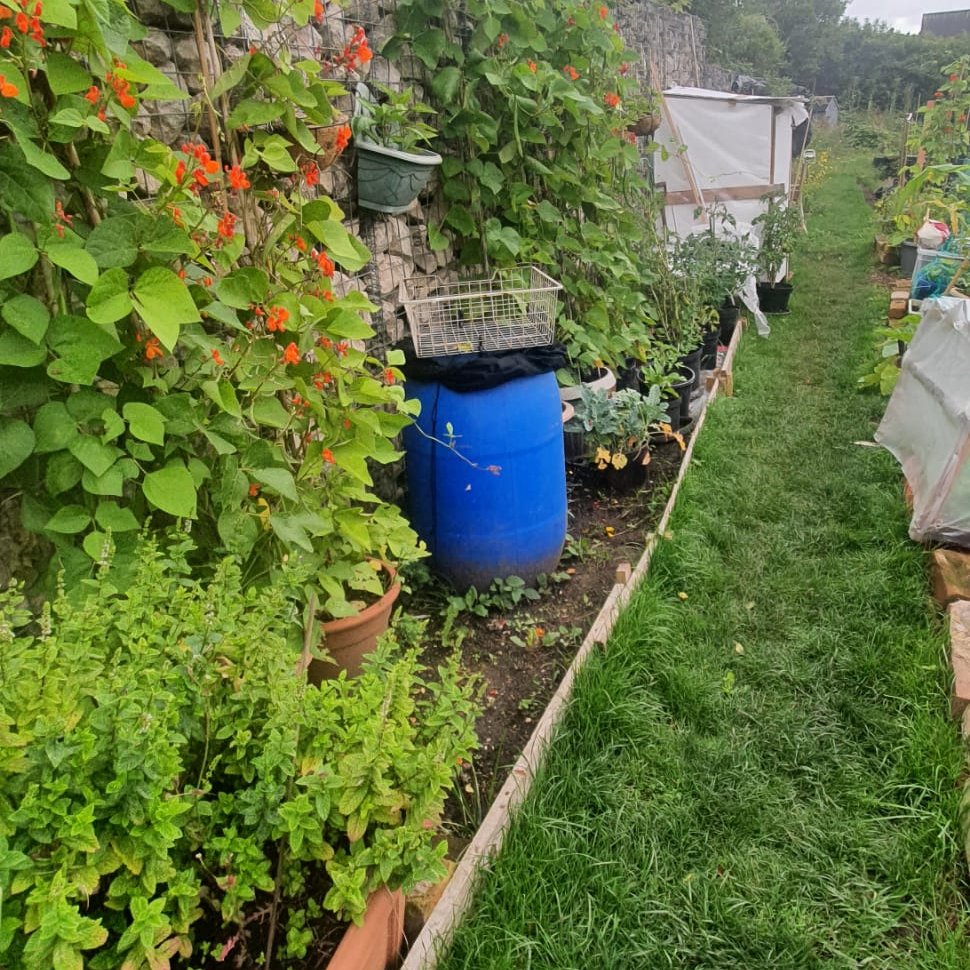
[563,65,579,81]
[226,164,250,191]
[266,305,289,333]
[281,342,301,365]
[216,211,236,240]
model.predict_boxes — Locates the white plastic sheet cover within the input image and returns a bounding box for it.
[655,88,808,239]
[876,297,970,547]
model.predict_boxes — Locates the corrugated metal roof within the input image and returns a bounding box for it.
[921,10,970,37]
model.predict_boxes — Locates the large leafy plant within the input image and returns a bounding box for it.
[0,0,422,615]
[565,384,674,469]
[0,533,479,969]
[386,0,669,374]
[752,195,800,283]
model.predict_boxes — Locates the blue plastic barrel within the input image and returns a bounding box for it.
[403,372,567,591]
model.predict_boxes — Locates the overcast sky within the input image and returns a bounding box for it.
[845,0,970,34]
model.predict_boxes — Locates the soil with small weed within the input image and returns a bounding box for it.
[400,433,690,851]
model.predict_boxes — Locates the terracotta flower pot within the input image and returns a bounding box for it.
[310,565,400,682]
[627,112,660,137]
[288,112,350,170]
[327,888,404,970]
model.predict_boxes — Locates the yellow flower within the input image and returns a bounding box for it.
[610,452,628,470]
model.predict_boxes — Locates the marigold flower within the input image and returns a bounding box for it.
[0,74,18,98]
[211,348,225,366]
[604,91,620,109]
[563,65,579,81]
[226,164,250,191]
[322,447,335,464]
[144,336,164,361]
[0,26,11,46]
[281,342,301,365]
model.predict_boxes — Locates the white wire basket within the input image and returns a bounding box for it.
[401,265,562,357]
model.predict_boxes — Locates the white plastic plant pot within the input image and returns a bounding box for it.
[558,366,617,403]
[876,296,970,547]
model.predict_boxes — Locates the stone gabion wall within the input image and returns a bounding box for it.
[129,0,447,349]
[125,0,731,344]
[614,0,733,93]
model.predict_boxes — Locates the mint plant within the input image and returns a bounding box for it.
[0,533,479,969]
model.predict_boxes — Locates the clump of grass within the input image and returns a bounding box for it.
[435,151,970,969]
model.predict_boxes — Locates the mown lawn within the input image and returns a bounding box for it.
[434,152,970,969]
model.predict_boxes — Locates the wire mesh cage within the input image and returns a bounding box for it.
[401,265,563,357]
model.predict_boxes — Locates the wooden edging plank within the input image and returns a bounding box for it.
[400,321,745,970]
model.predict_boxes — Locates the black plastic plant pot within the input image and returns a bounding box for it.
[589,448,651,493]
[756,282,793,314]
[717,302,741,345]
[701,326,720,370]
[899,240,918,278]
[564,428,587,464]
[671,367,694,427]
[677,346,702,392]
[615,357,641,392]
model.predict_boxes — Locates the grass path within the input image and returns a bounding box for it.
[435,153,970,969]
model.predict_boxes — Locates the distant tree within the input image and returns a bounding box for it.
[687,0,970,110]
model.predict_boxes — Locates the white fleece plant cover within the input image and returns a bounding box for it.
[654,87,809,239]
[876,297,970,547]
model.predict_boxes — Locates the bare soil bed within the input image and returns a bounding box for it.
[400,433,692,852]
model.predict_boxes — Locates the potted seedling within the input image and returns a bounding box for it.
[564,384,678,491]
[352,82,443,213]
[753,195,800,313]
